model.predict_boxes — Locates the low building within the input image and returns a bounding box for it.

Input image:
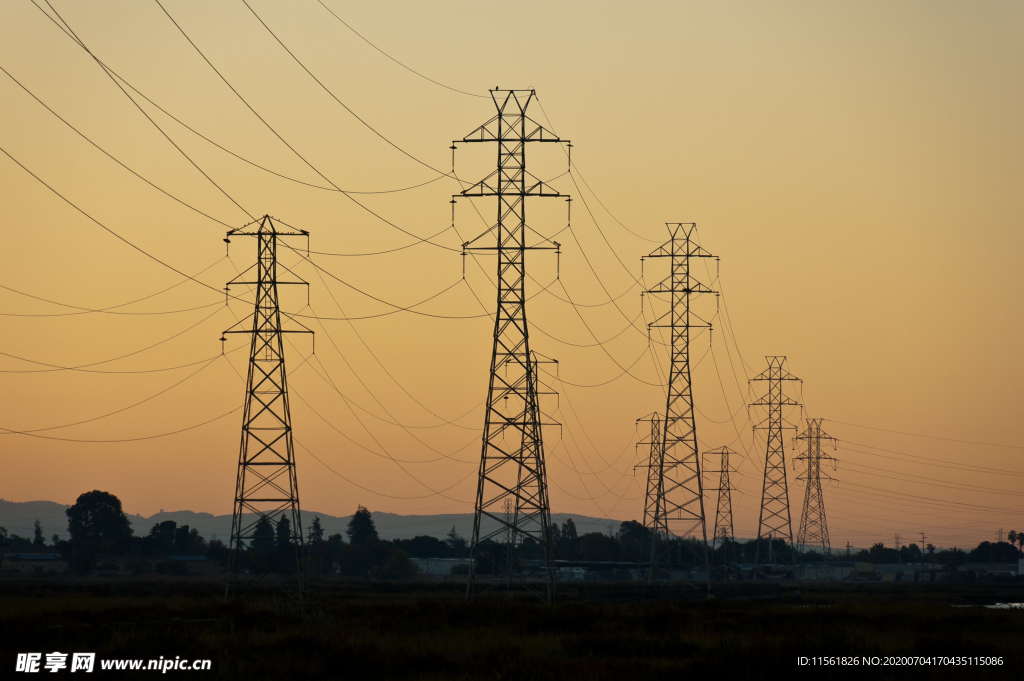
[1,553,68,575]
[411,557,473,577]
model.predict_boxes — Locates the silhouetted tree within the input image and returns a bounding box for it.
[371,545,418,580]
[147,520,177,555]
[308,516,324,545]
[617,521,651,562]
[305,516,326,575]
[394,535,449,558]
[347,506,379,547]
[275,516,292,550]
[900,542,923,563]
[325,533,345,574]
[445,526,467,557]
[868,542,899,564]
[33,520,45,548]
[206,539,227,565]
[66,490,132,573]
[969,541,1018,563]
[172,525,205,555]
[558,518,578,560]
[578,532,618,561]
[249,515,275,572]
[340,508,379,577]
[472,538,504,575]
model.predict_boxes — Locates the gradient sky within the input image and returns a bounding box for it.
[1,0,1021,549]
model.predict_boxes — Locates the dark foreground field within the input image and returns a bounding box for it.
[1,580,1021,680]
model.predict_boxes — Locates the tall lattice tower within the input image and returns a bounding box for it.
[705,446,737,549]
[642,223,717,571]
[222,215,312,574]
[795,418,837,554]
[750,356,801,563]
[636,412,665,532]
[455,89,567,600]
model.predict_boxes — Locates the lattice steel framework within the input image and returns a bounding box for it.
[456,89,566,600]
[636,413,665,532]
[795,418,837,554]
[222,215,312,573]
[705,446,737,549]
[750,356,802,560]
[643,223,716,571]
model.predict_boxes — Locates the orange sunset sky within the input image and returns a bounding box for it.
[1,0,1021,549]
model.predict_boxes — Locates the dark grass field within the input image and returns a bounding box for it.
[1,579,1021,680]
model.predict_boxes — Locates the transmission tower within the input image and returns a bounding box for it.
[750,355,802,564]
[455,89,567,601]
[642,222,717,575]
[705,446,737,550]
[221,215,312,576]
[795,418,837,554]
[636,413,665,534]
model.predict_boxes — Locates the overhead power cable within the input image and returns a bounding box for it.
[1,139,245,302]
[223,351,472,502]
[0,405,238,443]
[0,355,223,433]
[827,418,1024,451]
[0,297,226,374]
[302,266,480,431]
[0,255,224,317]
[36,0,255,220]
[31,1,444,197]
[841,439,1024,478]
[154,0,459,252]
[0,63,236,230]
[841,460,1024,498]
[315,0,486,99]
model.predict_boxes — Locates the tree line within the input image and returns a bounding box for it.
[1,490,1022,575]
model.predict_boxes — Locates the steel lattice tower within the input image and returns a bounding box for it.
[795,418,837,554]
[636,413,665,532]
[705,446,737,549]
[643,223,717,571]
[456,89,566,600]
[222,215,312,575]
[750,356,801,562]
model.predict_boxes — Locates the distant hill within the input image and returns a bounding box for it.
[0,498,624,542]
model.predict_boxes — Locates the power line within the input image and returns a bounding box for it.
[36,0,255,220]
[0,405,238,443]
[840,460,1024,498]
[0,253,225,319]
[827,417,1024,451]
[153,0,461,252]
[31,1,445,198]
[841,439,1024,478]
[0,304,227,374]
[0,63,236,230]
[0,143,250,303]
[238,0,462,180]
[314,0,486,99]
[0,355,223,434]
